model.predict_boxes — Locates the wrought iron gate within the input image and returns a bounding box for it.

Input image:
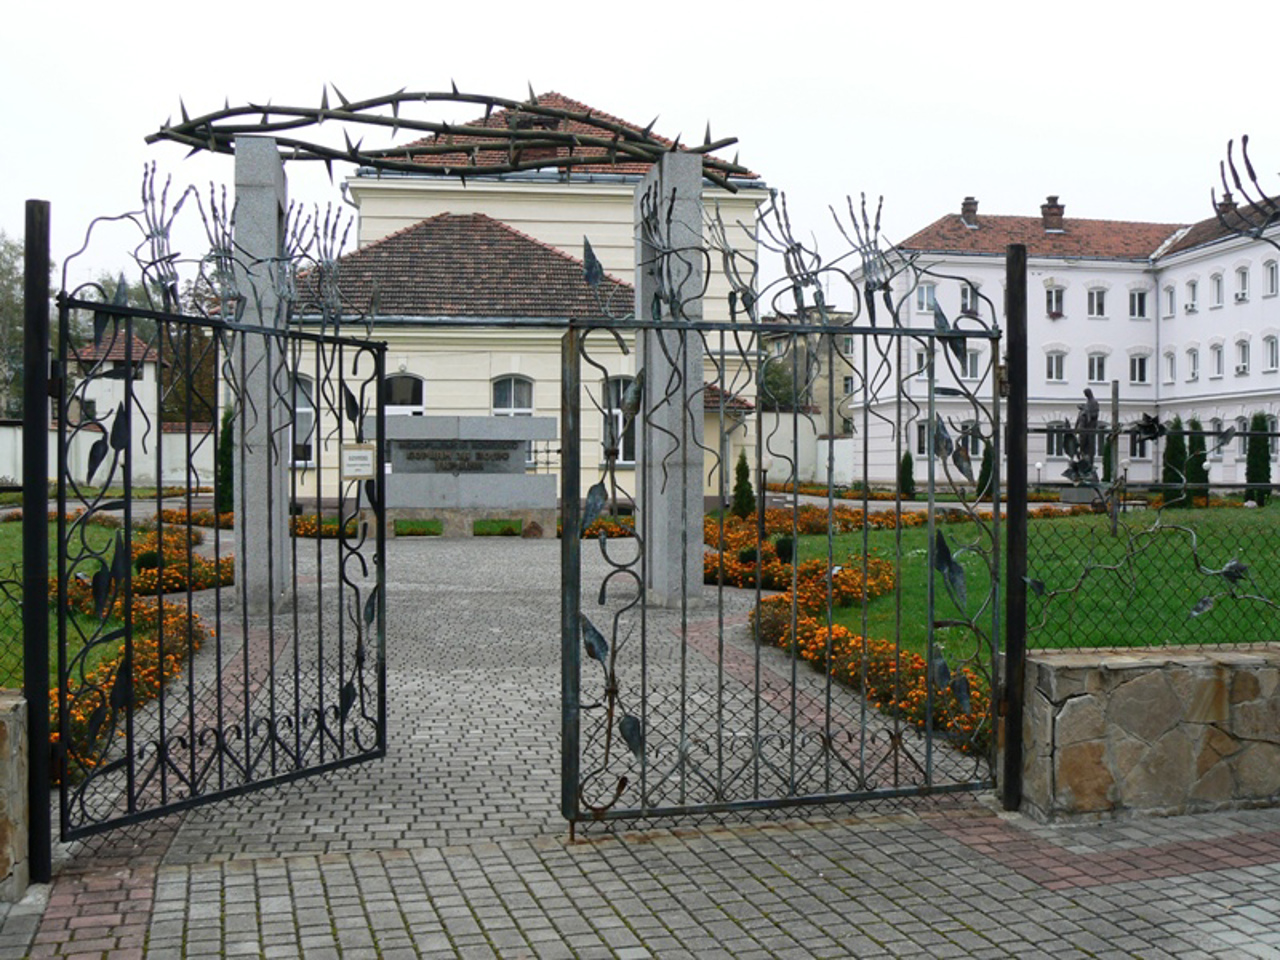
[51,261,386,841]
[561,190,1004,827]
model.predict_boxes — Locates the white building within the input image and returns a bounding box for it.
[837,194,1280,488]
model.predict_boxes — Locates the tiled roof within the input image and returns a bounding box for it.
[398,91,756,180]
[901,213,1185,261]
[77,334,157,363]
[308,212,633,319]
[703,382,754,412]
[1160,199,1279,257]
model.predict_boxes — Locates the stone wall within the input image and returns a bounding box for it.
[1022,646,1280,820]
[0,692,28,902]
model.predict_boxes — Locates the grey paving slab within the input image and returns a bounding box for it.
[3,537,1279,958]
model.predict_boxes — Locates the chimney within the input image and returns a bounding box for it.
[1217,190,1237,217]
[1041,195,1065,232]
[960,196,979,228]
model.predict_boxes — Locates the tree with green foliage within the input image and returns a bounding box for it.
[759,348,809,412]
[975,442,994,500]
[0,232,26,417]
[216,405,235,514]
[1161,416,1188,506]
[1101,434,1113,483]
[898,450,916,499]
[1245,411,1271,507]
[730,449,756,519]
[1186,417,1209,506]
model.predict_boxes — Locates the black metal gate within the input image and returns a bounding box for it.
[561,190,1005,827]
[49,268,386,841]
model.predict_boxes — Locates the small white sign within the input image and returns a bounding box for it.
[342,443,377,478]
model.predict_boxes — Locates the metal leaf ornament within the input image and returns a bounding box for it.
[582,481,608,531]
[932,652,951,690]
[581,614,609,663]
[1189,596,1215,617]
[583,237,604,287]
[932,301,965,362]
[933,530,967,610]
[619,714,644,761]
[1135,413,1167,442]
[1213,425,1237,455]
[1221,559,1249,583]
[109,402,130,451]
[951,445,974,482]
[951,674,973,714]
[934,417,953,459]
[1024,576,1046,597]
[86,436,110,483]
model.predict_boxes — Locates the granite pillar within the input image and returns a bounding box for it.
[232,137,290,615]
[636,153,704,608]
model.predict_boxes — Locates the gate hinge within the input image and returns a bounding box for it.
[996,364,1010,398]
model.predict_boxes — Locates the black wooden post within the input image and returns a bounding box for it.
[1002,242,1028,812]
[23,199,53,881]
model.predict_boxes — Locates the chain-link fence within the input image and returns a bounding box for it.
[1025,418,1280,651]
[0,561,23,689]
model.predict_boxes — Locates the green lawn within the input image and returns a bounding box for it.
[473,518,522,536]
[0,520,119,687]
[793,504,1280,652]
[394,518,443,536]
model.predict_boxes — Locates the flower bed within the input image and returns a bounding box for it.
[159,508,234,529]
[290,515,358,539]
[705,508,991,754]
[49,577,213,777]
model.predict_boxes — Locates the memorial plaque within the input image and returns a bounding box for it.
[390,439,526,475]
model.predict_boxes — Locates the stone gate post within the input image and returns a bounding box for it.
[232,136,290,614]
[636,152,705,608]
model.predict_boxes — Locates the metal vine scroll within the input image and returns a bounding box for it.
[53,167,386,839]
[566,184,1002,827]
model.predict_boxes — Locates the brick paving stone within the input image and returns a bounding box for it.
[3,539,1280,957]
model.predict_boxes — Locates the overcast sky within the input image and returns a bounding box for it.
[4,0,1277,293]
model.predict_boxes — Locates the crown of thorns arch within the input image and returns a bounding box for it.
[146,85,749,191]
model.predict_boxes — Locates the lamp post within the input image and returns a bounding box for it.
[757,451,773,555]
[1034,461,1043,492]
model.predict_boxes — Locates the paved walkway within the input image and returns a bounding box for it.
[2,537,1278,959]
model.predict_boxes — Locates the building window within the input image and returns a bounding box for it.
[1210,418,1224,459]
[1164,286,1176,317]
[1210,344,1224,378]
[841,375,856,395]
[603,377,637,465]
[916,283,936,312]
[915,421,928,456]
[109,360,144,382]
[1236,267,1250,302]
[914,350,928,379]
[1236,340,1250,375]
[1046,352,1065,382]
[384,373,426,416]
[1087,289,1106,318]
[962,350,981,380]
[1266,261,1279,297]
[1087,353,1107,383]
[1129,355,1149,385]
[960,283,980,315]
[1211,273,1224,308]
[492,375,534,416]
[291,375,315,466]
[841,334,856,355]
[1185,281,1198,314]
[1046,426,1066,458]
[1164,352,1176,384]
[1267,336,1279,373]
[1129,290,1148,319]
[1237,417,1249,458]
[1128,431,1149,460]
[1187,348,1199,381]
[1046,287,1064,318]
